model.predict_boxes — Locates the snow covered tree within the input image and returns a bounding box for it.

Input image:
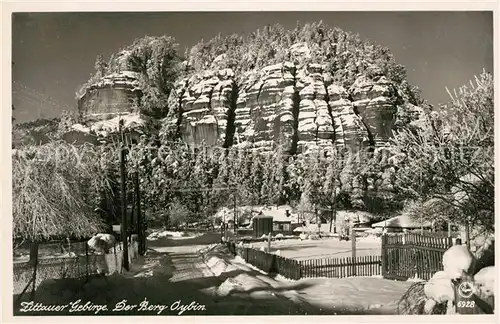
[94,54,107,78]
[127,36,182,119]
[249,151,264,205]
[392,71,494,236]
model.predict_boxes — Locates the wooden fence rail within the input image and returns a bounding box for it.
[226,242,381,280]
[227,232,454,281]
[381,233,453,281]
[300,255,381,278]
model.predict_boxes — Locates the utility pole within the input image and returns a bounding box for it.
[351,220,356,275]
[223,210,227,241]
[315,205,320,236]
[119,122,129,271]
[233,193,237,241]
[329,187,339,233]
[420,170,424,234]
[134,171,144,256]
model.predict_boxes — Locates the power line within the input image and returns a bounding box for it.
[14,91,62,112]
[13,94,63,120]
[13,81,69,106]
[13,81,74,111]
[13,93,65,115]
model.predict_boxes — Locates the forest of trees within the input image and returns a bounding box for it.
[13,22,494,241]
[86,64,494,235]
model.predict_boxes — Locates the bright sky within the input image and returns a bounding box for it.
[12,11,493,123]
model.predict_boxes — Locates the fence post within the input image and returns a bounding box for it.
[351,226,356,276]
[29,241,39,301]
[381,234,387,279]
[448,236,454,248]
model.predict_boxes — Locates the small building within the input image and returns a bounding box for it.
[252,214,274,237]
[371,214,432,233]
[260,207,300,235]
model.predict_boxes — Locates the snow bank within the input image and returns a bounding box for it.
[308,234,320,240]
[147,230,186,240]
[406,275,426,283]
[234,273,273,291]
[206,256,239,276]
[198,243,219,255]
[217,278,245,296]
[233,256,268,275]
[216,273,275,299]
[296,276,413,313]
[202,245,278,299]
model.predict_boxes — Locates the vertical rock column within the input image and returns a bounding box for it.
[349,74,398,147]
[296,63,336,154]
[328,83,370,153]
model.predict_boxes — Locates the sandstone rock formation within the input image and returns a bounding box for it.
[78,70,141,121]
[166,43,425,154]
[73,50,146,142]
[75,28,428,155]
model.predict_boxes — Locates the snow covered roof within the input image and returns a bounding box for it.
[371,215,432,229]
[335,210,374,224]
[260,206,300,223]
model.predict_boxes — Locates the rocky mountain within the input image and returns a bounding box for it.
[171,53,410,154]
[76,23,430,156]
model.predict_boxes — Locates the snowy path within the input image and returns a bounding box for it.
[149,235,330,315]
[158,245,214,282]
[149,235,411,315]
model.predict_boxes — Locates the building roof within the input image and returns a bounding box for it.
[260,206,299,223]
[335,210,374,224]
[371,214,432,229]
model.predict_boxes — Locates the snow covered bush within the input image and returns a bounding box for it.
[88,233,116,254]
[423,271,455,314]
[474,266,495,297]
[442,245,476,280]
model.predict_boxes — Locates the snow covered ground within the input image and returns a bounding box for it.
[250,236,381,260]
[200,244,412,315]
[14,233,409,316]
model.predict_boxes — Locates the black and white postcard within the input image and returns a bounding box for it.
[3,2,496,323]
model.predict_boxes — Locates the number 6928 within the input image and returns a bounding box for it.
[457,300,475,308]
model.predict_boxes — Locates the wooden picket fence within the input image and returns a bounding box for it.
[226,232,455,281]
[381,233,453,281]
[227,242,380,280]
[301,256,381,278]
